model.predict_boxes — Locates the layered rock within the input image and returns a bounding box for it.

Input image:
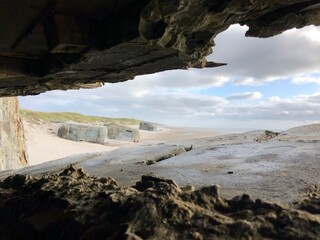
[0,97,28,170]
[0,0,319,96]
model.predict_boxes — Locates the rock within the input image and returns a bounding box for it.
[0,1,319,96]
[255,130,279,142]
[59,164,89,179]
[143,146,186,165]
[139,121,157,131]
[57,122,108,144]
[0,97,28,170]
[0,166,318,239]
[107,125,140,142]
[277,123,320,142]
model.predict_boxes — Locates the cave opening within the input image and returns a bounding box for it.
[0,1,319,239]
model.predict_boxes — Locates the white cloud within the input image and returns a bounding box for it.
[216,92,320,123]
[208,24,320,85]
[20,80,228,127]
[302,25,320,43]
[20,85,320,130]
[291,74,320,85]
[227,91,262,100]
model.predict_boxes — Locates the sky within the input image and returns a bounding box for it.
[19,24,320,131]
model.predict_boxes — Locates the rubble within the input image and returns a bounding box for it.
[0,166,318,239]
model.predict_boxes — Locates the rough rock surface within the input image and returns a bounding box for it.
[57,122,108,144]
[0,165,319,239]
[0,97,28,170]
[139,121,158,131]
[254,130,279,142]
[0,0,319,96]
[107,125,140,142]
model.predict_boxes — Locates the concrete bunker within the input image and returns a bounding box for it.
[57,122,140,143]
[139,121,157,131]
[107,125,140,142]
[58,122,108,144]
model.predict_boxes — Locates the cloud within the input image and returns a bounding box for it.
[302,25,320,43]
[216,92,320,122]
[20,83,320,129]
[291,73,320,85]
[117,24,320,90]
[208,24,320,85]
[227,92,262,100]
[20,80,228,127]
[133,69,230,90]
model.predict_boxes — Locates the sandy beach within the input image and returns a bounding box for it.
[23,120,119,165]
[23,120,223,165]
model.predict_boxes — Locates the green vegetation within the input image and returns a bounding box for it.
[20,109,140,126]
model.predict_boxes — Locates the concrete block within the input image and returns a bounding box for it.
[107,125,140,142]
[58,122,108,144]
[139,121,157,131]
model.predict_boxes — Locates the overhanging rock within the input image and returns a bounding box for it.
[0,0,319,96]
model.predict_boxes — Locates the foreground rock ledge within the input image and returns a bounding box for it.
[0,166,319,239]
[0,0,319,96]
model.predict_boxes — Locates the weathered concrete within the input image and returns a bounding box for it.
[57,122,140,143]
[107,125,140,142]
[0,0,319,96]
[0,97,28,170]
[139,121,157,131]
[57,122,108,144]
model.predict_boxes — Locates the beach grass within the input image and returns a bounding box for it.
[20,109,140,125]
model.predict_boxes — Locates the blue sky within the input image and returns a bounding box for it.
[19,24,320,131]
